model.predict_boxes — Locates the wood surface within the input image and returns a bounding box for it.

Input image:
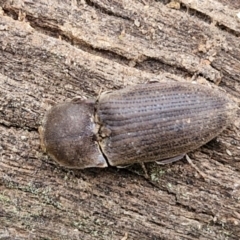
[0,0,240,239]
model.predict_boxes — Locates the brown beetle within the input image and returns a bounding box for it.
[39,82,238,169]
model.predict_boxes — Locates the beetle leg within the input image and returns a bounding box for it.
[155,154,185,165]
[116,164,132,168]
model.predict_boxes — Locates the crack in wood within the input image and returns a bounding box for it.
[84,0,132,21]
[180,2,240,37]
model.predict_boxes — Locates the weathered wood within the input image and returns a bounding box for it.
[0,0,239,239]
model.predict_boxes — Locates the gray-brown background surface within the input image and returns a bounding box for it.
[0,0,240,239]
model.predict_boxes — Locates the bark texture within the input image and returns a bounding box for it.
[0,0,240,239]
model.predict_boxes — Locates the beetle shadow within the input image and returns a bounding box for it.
[201,137,225,153]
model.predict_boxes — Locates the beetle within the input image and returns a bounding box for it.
[39,81,238,169]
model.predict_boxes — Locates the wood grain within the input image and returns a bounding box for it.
[0,0,239,239]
